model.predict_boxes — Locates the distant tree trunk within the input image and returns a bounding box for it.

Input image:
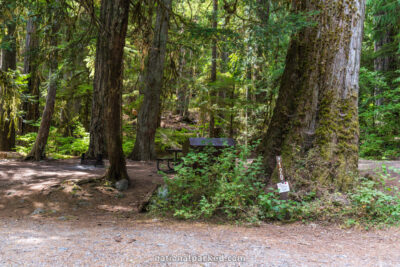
[26,11,60,161]
[374,30,394,107]
[209,0,218,138]
[175,46,190,119]
[130,0,171,161]
[22,17,40,134]
[260,0,366,191]
[254,0,269,103]
[0,20,17,151]
[96,0,130,183]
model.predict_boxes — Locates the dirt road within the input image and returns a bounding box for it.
[1,159,400,266]
[1,218,400,266]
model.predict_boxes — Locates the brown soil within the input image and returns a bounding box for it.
[1,158,400,266]
[0,159,163,219]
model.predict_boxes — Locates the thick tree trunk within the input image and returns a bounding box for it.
[22,17,40,134]
[130,0,171,161]
[0,20,17,151]
[86,38,107,159]
[96,0,130,183]
[209,0,218,138]
[26,13,60,161]
[260,0,366,192]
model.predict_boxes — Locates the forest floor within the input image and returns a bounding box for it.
[0,158,400,266]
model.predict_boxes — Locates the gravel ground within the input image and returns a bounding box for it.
[1,159,400,266]
[1,218,400,267]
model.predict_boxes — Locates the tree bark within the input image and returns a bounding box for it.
[254,0,269,103]
[175,47,188,117]
[86,34,108,159]
[22,17,40,134]
[260,0,366,192]
[209,0,218,138]
[130,0,171,161]
[0,19,17,151]
[374,30,394,107]
[96,0,130,183]
[26,10,60,160]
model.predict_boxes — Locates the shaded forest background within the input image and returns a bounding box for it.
[0,0,399,161]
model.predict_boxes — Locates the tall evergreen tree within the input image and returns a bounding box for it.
[95,0,130,183]
[26,2,61,160]
[260,0,366,191]
[130,0,171,161]
[22,16,40,134]
[0,9,17,151]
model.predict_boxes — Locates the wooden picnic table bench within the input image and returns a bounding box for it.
[156,138,235,173]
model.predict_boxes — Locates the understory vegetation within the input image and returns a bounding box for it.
[149,147,400,228]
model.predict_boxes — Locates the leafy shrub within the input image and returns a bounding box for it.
[150,144,299,222]
[348,178,400,225]
[16,122,89,158]
[150,146,400,228]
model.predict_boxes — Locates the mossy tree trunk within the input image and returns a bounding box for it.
[130,0,171,161]
[260,0,366,192]
[0,19,16,151]
[96,0,130,183]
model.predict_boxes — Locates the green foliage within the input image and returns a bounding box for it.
[150,144,300,222]
[150,144,400,227]
[16,123,89,158]
[349,178,400,225]
[0,69,27,132]
[359,66,400,159]
[155,128,198,153]
[297,172,400,228]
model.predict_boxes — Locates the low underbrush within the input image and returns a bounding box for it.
[149,145,400,228]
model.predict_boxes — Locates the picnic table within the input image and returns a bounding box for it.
[156,138,235,173]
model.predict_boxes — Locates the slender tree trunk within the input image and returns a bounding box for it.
[95,0,130,183]
[175,47,187,117]
[254,0,269,103]
[260,0,366,192]
[130,0,171,161]
[0,20,17,151]
[374,30,394,107]
[209,0,218,138]
[26,12,60,161]
[22,17,40,134]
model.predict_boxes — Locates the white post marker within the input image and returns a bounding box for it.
[276,156,290,194]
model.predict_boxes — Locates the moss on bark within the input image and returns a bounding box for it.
[260,0,366,193]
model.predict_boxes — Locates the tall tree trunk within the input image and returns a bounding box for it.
[130,0,171,161]
[175,46,187,117]
[260,0,366,192]
[0,20,17,151]
[254,0,269,103]
[22,17,40,134]
[26,11,60,161]
[374,30,394,107]
[96,0,130,183]
[209,0,218,138]
[86,37,108,159]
